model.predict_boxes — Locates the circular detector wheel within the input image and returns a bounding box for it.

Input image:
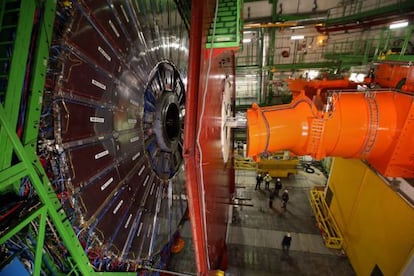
[143,61,185,180]
[42,0,189,271]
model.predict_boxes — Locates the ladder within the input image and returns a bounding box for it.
[360,93,379,158]
[307,118,326,159]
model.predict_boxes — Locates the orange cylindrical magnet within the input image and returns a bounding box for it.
[246,91,414,177]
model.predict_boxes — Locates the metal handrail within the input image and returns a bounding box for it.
[309,187,343,249]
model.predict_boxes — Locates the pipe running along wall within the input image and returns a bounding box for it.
[247,91,414,178]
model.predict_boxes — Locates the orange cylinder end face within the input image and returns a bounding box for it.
[246,107,266,157]
[246,98,315,158]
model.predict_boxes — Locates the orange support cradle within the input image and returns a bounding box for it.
[287,78,357,103]
[247,90,414,178]
[374,62,414,92]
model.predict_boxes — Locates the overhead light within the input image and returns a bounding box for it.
[389,21,408,29]
[290,25,304,30]
[291,35,304,40]
[242,38,251,43]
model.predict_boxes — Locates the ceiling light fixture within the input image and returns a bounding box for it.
[242,38,252,43]
[291,35,304,40]
[389,21,408,29]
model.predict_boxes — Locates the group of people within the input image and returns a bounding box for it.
[255,172,272,190]
[256,172,293,254]
[256,172,289,210]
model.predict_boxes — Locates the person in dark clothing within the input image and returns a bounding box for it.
[281,189,289,210]
[282,233,292,253]
[275,178,282,197]
[269,189,275,208]
[255,173,262,190]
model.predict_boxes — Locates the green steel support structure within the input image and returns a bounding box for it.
[0,1,192,275]
[0,1,95,275]
[259,28,264,104]
[0,0,36,170]
[266,0,277,105]
[325,0,414,27]
[0,105,94,274]
[22,0,57,150]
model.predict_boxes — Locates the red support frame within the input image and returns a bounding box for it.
[184,0,237,274]
[183,0,209,273]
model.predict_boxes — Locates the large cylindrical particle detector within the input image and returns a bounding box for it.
[247,91,414,177]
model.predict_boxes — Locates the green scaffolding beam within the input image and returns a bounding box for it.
[0,0,36,170]
[0,0,94,275]
[0,103,95,275]
[325,0,414,26]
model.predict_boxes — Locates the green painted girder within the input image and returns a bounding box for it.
[384,54,414,62]
[0,161,27,190]
[0,206,59,275]
[324,53,371,63]
[0,205,46,245]
[0,0,35,170]
[325,0,414,26]
[22,0,56,150]
[0,104,94,275]
[34,207,47,276]
[274,62,342,70]
[237,61,340,71]
[0,2,94,273]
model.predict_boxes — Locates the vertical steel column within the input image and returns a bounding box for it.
[183,0,209,273]
[22,0,56,150]
[34,209,47,276]
[0,206,46,244]
[0,0,36,169]
[259,28,264,104]
[266,0,278,104]
[400,25,413,56]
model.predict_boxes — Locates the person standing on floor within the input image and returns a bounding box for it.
[264,173,272,190]
[275,178,282,197]
[282,233,292,253]
[281,189,289,210]
[255,172,262,190]
[269,189,275,208]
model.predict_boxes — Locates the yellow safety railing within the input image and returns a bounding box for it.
[234,156,257,170]
[233,152,300,178]
[257,158,299,178]
[309,187,343,249]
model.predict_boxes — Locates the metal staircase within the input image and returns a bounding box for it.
[309,187,343,250]
[206,0,243,49]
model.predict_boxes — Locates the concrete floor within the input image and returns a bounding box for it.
[168,168,356,275]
